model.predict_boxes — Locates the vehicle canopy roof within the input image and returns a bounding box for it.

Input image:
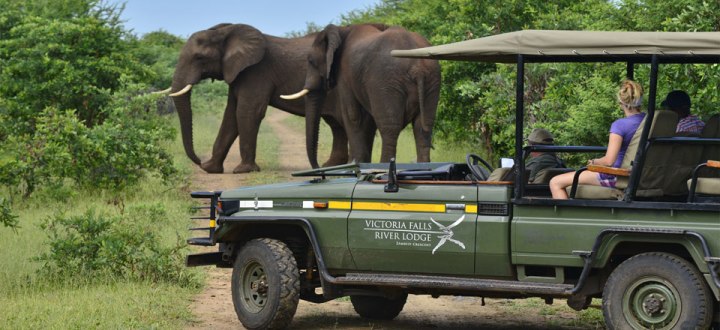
[393,30,720,203]
[391,30,720,63]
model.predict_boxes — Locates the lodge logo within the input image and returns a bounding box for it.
[363,215,467,254]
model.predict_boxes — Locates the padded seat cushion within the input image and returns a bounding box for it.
[566,185,623,200]
[687,177,720,195]
[487,167,512,182]
[532,168,573,184]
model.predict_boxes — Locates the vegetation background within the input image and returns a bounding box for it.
[0,0,718,327]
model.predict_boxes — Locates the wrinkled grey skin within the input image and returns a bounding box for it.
[170,23,348,173]
[300,24,440,167]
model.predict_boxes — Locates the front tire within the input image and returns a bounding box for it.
[350,293,408,320]
[602,252,714,329]
[232,238,300,330]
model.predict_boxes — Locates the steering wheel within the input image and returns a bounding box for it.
[466,153,494,181]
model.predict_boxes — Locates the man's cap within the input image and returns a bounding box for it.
[660,90,691,110]
[527,128,554,145]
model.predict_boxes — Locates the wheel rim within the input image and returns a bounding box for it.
[240,260,269,313]
[622,276,681,329]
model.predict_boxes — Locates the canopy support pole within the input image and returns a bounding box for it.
[626,62,634,80]
[624,54,659,202]
[514,55,525,199]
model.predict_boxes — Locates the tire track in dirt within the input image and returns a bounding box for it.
[185,109,601,329]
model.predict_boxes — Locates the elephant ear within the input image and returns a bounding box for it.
[321,24,342,89]
[222,24,266,84]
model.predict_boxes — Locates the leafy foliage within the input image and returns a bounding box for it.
[0,0,179,197]
[133,30,185,89]
[36,204,199,287]
[0,197,18,229]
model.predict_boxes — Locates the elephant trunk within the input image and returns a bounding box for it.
[304,92,325,169]
[172,88,202,165]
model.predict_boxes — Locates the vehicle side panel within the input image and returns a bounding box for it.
[348,182,478,274]
[475,185,513,277]
[512,205,720,270]
[219,179,357,270]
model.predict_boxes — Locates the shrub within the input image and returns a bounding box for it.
[0,89,178,197]
[36,204,199,288]
[0,197,18,229]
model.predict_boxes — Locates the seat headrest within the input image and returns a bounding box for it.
[701,114,720,138]
[648,110,678,138]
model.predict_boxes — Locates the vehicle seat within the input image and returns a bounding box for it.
[487,167,512,182]
[531,168,573,184]
[569,110,678,200]
[686,115,720,198]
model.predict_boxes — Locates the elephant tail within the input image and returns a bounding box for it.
[416,76,432,133]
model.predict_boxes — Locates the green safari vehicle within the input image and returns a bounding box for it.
[187,30,720,329]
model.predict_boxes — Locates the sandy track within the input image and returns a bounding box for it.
[185,109,601,329]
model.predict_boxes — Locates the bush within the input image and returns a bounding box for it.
[0,197,18,229]
[36,204,199,287]
[0,89,178,197]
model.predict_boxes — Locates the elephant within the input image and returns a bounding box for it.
[283,24,441,167]
[167,23,349,173]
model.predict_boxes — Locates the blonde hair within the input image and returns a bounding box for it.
[617,79,643,109]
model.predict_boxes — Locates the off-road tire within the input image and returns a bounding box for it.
[350,293,408,320]
[602,252,714,329]
[232,238,300,330]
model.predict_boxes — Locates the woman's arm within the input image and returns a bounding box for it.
[591,133,623,166]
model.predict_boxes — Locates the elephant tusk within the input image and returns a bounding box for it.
[151,87,172,94]
[280,89,309,100]
[169,84,193,97]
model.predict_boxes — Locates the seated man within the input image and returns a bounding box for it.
[525,128,564,182]
[661,90,704,134]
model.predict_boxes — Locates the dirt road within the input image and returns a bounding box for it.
[186,109,603,329]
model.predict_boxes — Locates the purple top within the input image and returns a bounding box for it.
[609,112,646,168]
[677,115,705,134]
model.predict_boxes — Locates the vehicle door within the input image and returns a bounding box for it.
[347,180,478,275]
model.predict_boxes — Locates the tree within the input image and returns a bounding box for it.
[0,0,177,197]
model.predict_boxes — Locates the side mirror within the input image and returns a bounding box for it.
[384,158,399,193]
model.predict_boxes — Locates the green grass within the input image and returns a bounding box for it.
[0,174,202,328]
[0,84,234,328]
[1,282,195,328]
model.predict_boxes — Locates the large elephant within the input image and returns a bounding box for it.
[283,24,440,166]
[168,23,349,173]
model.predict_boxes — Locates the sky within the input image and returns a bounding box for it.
[117,0,381,38]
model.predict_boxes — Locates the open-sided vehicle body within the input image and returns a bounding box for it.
[188,30,720,329]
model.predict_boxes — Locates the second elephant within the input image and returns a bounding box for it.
[284,24,441,166]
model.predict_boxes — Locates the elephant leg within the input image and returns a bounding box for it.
[201,93,239,173]
[377,124,403,163]
[370,97,404,163]
[321,116,349,166]
[361,118,377,162]
[342,102,373,163]
[412,115,432,163]
[233,95,268,173]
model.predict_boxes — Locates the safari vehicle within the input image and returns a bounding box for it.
[187,30,720,329]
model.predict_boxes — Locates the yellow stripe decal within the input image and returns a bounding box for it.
[352,201,446,213]
[328,201,477,213]
[328,201,352,210]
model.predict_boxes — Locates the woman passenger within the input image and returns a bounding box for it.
[549,80,646,199]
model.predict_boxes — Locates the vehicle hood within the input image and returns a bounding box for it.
[220,177,358,201]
